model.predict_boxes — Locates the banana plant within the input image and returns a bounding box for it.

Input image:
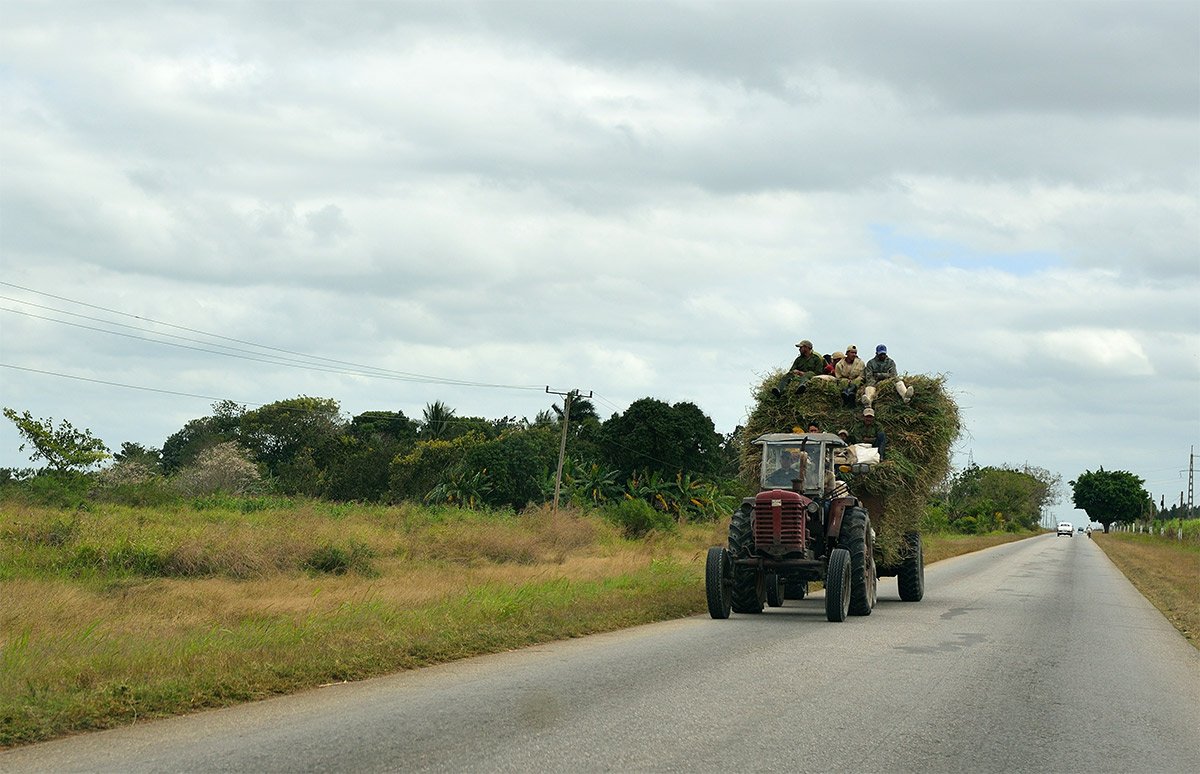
[424,468,493,509]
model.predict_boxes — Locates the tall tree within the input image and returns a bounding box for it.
[947,464,1059,532]
[113,441,163,471]
[239,396,344,493]
[3,408,109,472]
[1070,468,1151,533]
[160,401,245,473]
[597,398,724,478]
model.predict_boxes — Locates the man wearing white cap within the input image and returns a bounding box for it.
[834,345,866,406]
[851,407,888,460]
[862,343,914,407]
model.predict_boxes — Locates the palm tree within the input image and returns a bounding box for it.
[420,401,456,440]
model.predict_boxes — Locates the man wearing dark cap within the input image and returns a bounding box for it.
[772,339,826,397]
[862,343,914,408]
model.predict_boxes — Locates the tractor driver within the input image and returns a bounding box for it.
[766,449,803,488]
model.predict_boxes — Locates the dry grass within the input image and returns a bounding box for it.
[1,498,1031,748]
[922,532,1034,564]
[1093,532,1200,649]
[0,501,710,747]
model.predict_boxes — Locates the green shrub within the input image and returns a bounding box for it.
[2,470,92,509]
[303,541,376,576]
[67,541,167,577]
[603,498,677,539]
[921,504,950,534]
[95,478,179,508]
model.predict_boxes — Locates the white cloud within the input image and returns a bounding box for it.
[0,0,1197,526]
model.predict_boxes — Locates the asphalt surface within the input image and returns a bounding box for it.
[3,534,1198,773]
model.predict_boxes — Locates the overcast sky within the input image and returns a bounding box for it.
[2,0,1197,524]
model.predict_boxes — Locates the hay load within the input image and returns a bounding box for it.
[740,370,961,566]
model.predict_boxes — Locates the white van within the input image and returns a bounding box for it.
[1056,522,1074,537]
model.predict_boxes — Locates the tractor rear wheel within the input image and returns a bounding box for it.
[705,547,733,619]
[838,507,877,616]
[728,506,763,614]
[898,532,925,602]
[825,548,851,622]
[765,573,784,607]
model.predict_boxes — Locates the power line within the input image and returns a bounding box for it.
[0,362,265,407]
[0,282,543,391]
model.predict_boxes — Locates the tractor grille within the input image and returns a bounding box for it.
[753,493,807,556]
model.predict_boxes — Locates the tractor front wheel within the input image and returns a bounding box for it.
[705,547,733,619]
[728,506,763,614]
[825,548,851,622]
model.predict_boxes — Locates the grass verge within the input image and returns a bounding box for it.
[923,531,1033,564]
[1093,532,1200,649]
[0,500,1032,748]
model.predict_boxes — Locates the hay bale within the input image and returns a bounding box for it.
[740,372,961,566]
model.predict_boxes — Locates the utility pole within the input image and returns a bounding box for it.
[546,386,592,515]
[1189,446,1195,519]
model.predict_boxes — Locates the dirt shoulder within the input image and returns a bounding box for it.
[1093,532,1199,649]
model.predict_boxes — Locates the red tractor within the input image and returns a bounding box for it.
[705,432,923,622]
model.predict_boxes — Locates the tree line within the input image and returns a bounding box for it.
[2,396,742,523]
[5,398,1104,536]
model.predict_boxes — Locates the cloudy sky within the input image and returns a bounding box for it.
[2,0,1197,524]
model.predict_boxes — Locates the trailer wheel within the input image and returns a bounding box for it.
[898,533,925,602]
[765,573,784,607]
[839,507,877,616]
[825,548,851,622]
[784,579,808,600]
[705,547,733,619]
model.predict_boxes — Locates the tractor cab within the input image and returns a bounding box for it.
[755,432,846,498]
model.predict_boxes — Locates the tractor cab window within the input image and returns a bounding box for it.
[761,442,823,492]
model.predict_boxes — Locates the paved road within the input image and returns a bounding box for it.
[4,535,1198,773]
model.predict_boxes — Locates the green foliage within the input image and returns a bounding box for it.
[603,498,677,538]
[112,442,162,471]
[419,400,457,440]
[424,469,493,509]
[68,540,168,577]
[302,541,376,576]
[561,458,623,506]
[1070,468,1151,531]
[160,401,244,473]
[0,470,92,509]
[239,397,344,490]
[598,398,725,479]
[921,503,951,533]
[456,427,559,509]
[944,464,1060,533]
[190,494,295,512]
[349,411,419,444]
[3,408,110,472]
[621,469,732,523]
[94,475,178,508]
[389,433,484,501]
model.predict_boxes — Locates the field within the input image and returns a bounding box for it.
[2,499,1031,747]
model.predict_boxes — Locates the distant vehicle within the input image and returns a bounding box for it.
[1057,522,1074,537]
[1078,527,1084,533]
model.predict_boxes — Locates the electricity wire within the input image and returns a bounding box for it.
[0,282,543,391]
